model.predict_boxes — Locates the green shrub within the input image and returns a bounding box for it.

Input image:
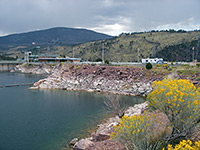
[50,63,55,67]
[147,79,200,142]
[91,63,96,66]
[146,63,152,70]
[183,64,189,67]
[105,60,109,64]
[111,112,160,150]
[196,63,200,67]
[96,58,102,62]
[75,66,81,70]
[196,76,200,81]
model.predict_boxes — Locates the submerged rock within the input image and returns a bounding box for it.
[29,87,38,89]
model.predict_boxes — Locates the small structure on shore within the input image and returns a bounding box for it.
[24,52,81,63]
[142,58,163,64]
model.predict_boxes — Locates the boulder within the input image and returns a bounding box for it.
[93,116,119,142]
[29,87,39,90]
[33,79,46,87]
[124,102,148,117]
[88,139,125,150]
[193,80,199,85]
[93,130,111,142]
[70,138,78,145]
[73,138,94,150]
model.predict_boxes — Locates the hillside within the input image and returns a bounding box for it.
[58,30,200,62]
[0,27,113,50]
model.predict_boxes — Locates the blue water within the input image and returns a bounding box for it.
[0,72,145,150]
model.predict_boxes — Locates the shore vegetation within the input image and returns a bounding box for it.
[111,78,200,150]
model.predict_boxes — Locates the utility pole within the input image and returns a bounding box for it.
[102,43,105,64]
[137,48,140,62]
[192,47,195,62]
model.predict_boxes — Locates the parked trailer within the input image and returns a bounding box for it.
[142,58,163,64]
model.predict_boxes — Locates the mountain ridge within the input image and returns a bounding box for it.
[0,27,113,49]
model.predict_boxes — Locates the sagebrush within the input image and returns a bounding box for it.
[147,79,200,142]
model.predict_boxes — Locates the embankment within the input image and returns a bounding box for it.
[18,64,168,96]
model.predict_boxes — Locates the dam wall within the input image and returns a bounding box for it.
[0,61,22,72]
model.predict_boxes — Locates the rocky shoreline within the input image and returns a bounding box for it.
[16,63,168,96]
[71,102,171,150]
[72,102,149,150]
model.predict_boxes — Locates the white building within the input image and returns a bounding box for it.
[142,58,163,64]
[24,52,32,63]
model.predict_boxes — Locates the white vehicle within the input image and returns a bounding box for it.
[142,58,163,64]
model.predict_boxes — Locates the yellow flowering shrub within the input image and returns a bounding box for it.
[147,79,200,142]
[163,64,168,67]
[111,112,160,150]
[156,64,161,67]
[163,139,200,150]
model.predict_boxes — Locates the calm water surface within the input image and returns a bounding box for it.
[0,72,145,150]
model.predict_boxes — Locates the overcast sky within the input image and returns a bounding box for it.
[0,0,199,36]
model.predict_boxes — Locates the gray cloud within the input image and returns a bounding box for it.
[0,0,199,36]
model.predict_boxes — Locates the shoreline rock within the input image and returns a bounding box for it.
[71,102,172,150]
[26,64,158,96]
[72,102,149,150]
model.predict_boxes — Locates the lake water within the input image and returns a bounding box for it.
[0,72,145,150]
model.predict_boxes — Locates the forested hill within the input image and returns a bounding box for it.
[58,30,200,62]
[0,27,113,50]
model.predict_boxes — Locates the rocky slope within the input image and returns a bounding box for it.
[25,64,168,96]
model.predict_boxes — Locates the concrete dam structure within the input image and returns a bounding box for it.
[0,61,22,72]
